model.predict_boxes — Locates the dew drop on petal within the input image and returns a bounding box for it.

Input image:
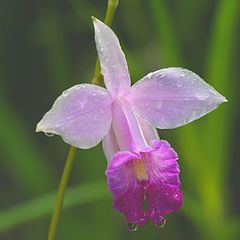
[195,93,209,101]
[128,223,139,232]
[44,132,55,137]
[158,71,167,78]
[155,216,166,228]
[180,69,186,77]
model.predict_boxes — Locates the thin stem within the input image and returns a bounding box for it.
[91,0,119,85]
[48,146,77,240]
[47,0,119,239]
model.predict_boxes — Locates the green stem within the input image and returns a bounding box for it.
[47,0,119,239]
[91,0,119,85]
[48,146,77,240]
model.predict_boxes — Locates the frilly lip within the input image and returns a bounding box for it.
[105,140,182,227]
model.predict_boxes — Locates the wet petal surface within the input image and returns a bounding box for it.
[93,18,131,96]
[128,68,227,129]
[36,84,112,149]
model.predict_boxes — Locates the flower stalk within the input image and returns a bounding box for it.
[47,1,119,239]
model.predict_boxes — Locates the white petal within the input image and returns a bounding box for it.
[127,68,227,129]
[36,84,113,149]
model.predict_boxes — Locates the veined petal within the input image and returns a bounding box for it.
[106,140,182,227]
[36,84,112,149]
[127,68,227,129]
[145,140,182,224]
[106,151,147,226]
[93,18,131,96]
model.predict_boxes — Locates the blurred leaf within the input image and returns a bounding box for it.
[0,181,109,233]
[0,87,55,194]
[148,0,183,66]
[201,0,239,223]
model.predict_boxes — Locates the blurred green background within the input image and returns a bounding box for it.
[0,0,239,239]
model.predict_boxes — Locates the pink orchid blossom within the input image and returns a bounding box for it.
[36,18,227,229]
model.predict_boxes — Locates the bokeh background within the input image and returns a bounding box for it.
[0,0,239,239]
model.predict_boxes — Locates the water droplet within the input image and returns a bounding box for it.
[180,70,186,77]
[63,91,69,97]
[100,110,104,114]
[196,93,209,101]
[158,71,167,78]
[147,72,153,79]
[156,102,162,110]
[128,223,139,232]
[155,216,166,228]
[100,47,104,52]
[44,132,54,137]
[145,102,149,107]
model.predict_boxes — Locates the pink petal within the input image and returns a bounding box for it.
[137,116,160,145]
[102,125,120,162]
[105,151,147,226]
[102,115,159,162]
[111,98,148,152]
[145,140,182,224]
[36,84,112,149]
[127,68,227,129]
[93,18,131,96]
[105,140,182,227]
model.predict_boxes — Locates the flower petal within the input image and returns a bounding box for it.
[93,18,131,96]
[145,140,182,224]
[105,151,147,226]
[102,125,120,162]
[106,140,182,227]
[128,68,227,129]
[137,116,160,145]
[102,115,160,162]
[111,98,148,151]
[36,84,112,149]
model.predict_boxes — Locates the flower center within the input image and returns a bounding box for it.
[133,160,148,181]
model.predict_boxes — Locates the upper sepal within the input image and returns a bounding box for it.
[93,18,131,97]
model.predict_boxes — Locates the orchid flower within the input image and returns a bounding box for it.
[36,18,227,229]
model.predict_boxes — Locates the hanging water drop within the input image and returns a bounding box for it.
[127,223,139,232]
[155,216,166,228]
[44,132,55,137]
